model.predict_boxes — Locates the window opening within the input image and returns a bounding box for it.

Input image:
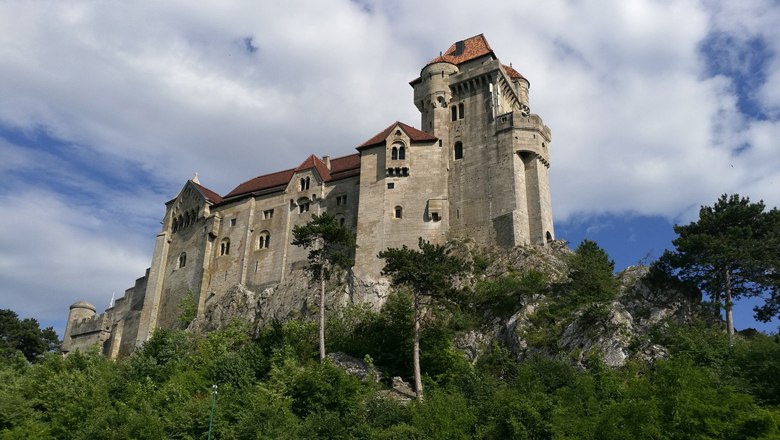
[263,209,274,219]
[387,182,395,189]
[258,231,270,249]
[451,105,457,121]
[454,142,464,160]
[177,252,187,268]
[230,218,237,227]
[394,206,403,219]
[391,147,398,160]
[398,146,405,160]
[458,103,464,119]
[220,238,230,256]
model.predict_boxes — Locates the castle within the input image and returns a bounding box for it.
[62,35,555,357]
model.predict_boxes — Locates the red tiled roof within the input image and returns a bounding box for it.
[330,153,361,174]
[224,168,295,199]
[426,34,495,67]
[295,154,332,182]
[357,121,437,150]
[223,153,363,200]
[503,64,527,82]
[191,181,223,204]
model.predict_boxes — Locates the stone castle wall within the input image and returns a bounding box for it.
[63,35,556,358]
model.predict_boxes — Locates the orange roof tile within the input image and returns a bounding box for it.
[503,64,527,82]
[295,154,332,182]
[426,34,495,67]
[224,168,295,199]
[330,153,360,174]
[357,121,437,149]
[191,181,223,204]
[223,152,364,200]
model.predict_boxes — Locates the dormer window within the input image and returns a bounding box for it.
[300,177,310,191]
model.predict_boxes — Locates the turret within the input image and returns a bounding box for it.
[62,300,96,353]
[412,61,459,146]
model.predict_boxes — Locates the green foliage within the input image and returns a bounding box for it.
[379,238,470,301]
[658,194,779,323]
[567,239,620,306]
[291,212,357,283]
[0,309,60,362]
[472,271,548,318]
[176,289,198,329]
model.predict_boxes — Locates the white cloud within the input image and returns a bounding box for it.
[1,0,779,333]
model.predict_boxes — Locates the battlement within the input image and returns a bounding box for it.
[70,313,112,337]
[496,112,552,140]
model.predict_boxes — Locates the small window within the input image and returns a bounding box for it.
[431,212,440,222]
[299,177,310,191]
[177,252,187,268]
[454,142,463,160]
[394,206,403,219]
[391,146,398,160]
[546,231,553,242]
[339,217,346,226]
[451,105,457,121]
[263,209,274,219]
[230,218,237,227]
[458,102,464,119]
[336,194,347,206]
[387,182,395,189]
[297,197,310,214]
[258,231,270,249]
[220,238,230,256]
[398,146,405,160]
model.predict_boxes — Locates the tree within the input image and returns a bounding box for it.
[658,194,778,342]
[291,213,356,362]
[567,239,619,305]
[379,238,469,400]
[0,309,60,362]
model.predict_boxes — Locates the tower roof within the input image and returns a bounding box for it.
[191,181,223,204]
[425,34,495,67]
[357,121,437,149]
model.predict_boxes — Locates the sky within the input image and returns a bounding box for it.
[1,0,778,336]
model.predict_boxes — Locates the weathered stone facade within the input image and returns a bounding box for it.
[63,34,555,357]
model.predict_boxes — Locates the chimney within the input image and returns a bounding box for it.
[322,155,331,170]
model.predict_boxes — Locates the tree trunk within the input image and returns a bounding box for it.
[319,263,326,363]
[413,292,423,401]
[724,268,734,344]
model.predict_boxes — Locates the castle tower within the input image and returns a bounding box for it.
[412,34,554,247]
[62,300,96,353]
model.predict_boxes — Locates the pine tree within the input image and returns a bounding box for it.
[658,194,778,342]
[378,238,469,400]
[292,213,356,362]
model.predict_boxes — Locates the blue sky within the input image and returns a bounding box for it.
[0,0,778,336]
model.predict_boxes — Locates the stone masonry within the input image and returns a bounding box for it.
[63,34,555,357]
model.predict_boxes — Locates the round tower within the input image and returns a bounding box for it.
[62,300,96,353]
[413,61,459,144]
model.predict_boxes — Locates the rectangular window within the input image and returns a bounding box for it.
[336,195,347,206]
[387,182,395,189]
[263,209,274,219]
[230,218,237,227]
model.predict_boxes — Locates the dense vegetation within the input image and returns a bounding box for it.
[2,193,778,438]
[2,294,779,438]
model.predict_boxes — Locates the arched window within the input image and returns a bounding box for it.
[220,238,230,256]
[300,177,310,191]
[258,231,270,249]
[458,102,465,119]
[454,142,463,160]
[172,218,178,233]
[394,206,403,219]
[297,197,311,214]
[546,231,553,243]
[177,252,187,268]
[398,146,406,160]
[391,146,398,160]
[451,105,457,121]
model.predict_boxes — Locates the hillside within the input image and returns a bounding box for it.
[2,240,778,438]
